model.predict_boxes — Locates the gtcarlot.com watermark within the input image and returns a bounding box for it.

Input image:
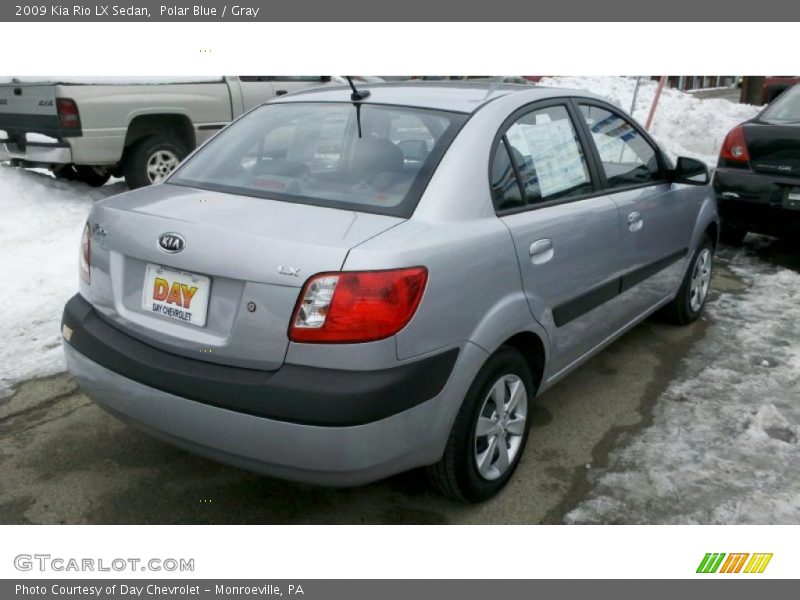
[14,554,195,573]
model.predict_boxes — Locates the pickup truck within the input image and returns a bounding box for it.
[0,76,333,188]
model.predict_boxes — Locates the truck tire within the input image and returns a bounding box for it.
[427,347,534,503]
[124,135,188,189]
[53,165,111,187]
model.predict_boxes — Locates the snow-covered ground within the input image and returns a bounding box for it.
[567,247,800,524]
[539,76,761,166]
[0,166,125,397]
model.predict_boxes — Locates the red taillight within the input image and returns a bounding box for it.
[289,267,428,343]
[56,97,81,130]
[720,125,750,164]
[79,223,91,284]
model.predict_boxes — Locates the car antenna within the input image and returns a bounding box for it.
[346,76,371,101]
[480,76,505,102]
[346,76,371,138]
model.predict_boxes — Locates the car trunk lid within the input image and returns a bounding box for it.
[745,121,800,178]
[86,184,403,371]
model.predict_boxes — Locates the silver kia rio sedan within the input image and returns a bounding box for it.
[62,82,717,502]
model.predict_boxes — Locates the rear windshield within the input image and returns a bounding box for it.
[761,85,800,124]
[169,102,467,217]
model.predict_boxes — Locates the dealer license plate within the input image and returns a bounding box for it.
[141,263,211,327]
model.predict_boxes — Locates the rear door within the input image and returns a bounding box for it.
[237,76,331,111]
[574,101,698,314]
[494,101,625,374]
[265,76,331,98]
[237,76,277,111]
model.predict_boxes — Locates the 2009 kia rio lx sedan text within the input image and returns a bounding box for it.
[62,82,718,502]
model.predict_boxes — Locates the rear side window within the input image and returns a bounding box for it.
[170,102,466,218]
[578,104,663,188]
[490,139,524,211]
[496,105,593,210]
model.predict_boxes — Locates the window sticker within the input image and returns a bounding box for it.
[521,119,588,198]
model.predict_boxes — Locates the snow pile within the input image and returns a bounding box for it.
[539,76,761,167]
[0,166,125,397]
[566,250,800,524]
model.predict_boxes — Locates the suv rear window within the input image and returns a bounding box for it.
[169,102,467,217]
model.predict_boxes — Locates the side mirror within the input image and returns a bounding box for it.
[672,156,710,185]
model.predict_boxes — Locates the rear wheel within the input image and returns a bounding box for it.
[719,223,747,245]
[124,135,187,189]
[53,164,111,187]
[427,347,534,502]
[661,235,714,325]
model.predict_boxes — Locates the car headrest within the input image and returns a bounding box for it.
[352,138,404,182]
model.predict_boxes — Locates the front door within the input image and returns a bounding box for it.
[575,102,700,313]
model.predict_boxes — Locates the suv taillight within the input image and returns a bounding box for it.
[720,125,750,165]
[79,223,91,284]
[289,267,428,343]
[56,97,81,130]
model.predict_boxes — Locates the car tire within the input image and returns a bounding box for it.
[427,346,534,503]
[719,224,747,246]
[661,235,714,325]
[124,135,188,189]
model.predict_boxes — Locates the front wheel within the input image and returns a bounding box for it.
[427,347,534,502]
[660,235,714,325]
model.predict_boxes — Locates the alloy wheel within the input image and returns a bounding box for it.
[473,374,528,481]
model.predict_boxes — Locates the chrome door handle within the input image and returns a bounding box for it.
[627,211,643,232]
[529,238,554,265]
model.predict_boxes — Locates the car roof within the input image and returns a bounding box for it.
[271,81,606,114]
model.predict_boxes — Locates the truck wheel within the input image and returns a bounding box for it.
[660,235,714,325]
[124,136,187,189]
[53,165,111,187]
[53,165,79,181]
[427,347,534,503]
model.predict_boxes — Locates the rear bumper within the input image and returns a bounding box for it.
[714,168,800,235]
[62,294,480,486]
[0,140,72,165]
[62,293,458,427]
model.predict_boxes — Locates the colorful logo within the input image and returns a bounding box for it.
[696,553,773,574]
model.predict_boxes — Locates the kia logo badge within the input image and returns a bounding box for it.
[158,233,185,253]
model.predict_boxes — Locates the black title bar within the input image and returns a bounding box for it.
[3,0,800,21]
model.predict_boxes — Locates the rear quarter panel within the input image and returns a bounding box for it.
[63,82,233,164]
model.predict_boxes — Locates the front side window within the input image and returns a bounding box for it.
[496,105,593,210]
[170,103,466,217]
[579,104,663,188]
